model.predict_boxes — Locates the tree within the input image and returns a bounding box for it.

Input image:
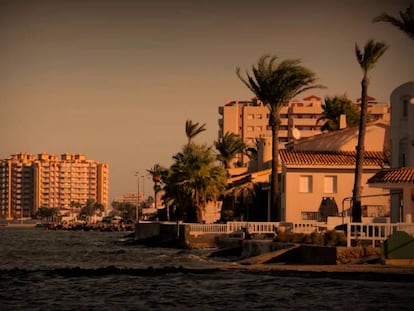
[214,132,247,169]
[147,163,167,219]
[185,120,206,145]
[352,40,388,222]
[163,143,227,223]
[111,201,136,222]
[373,4,414,40]
[37,206,58,223]
[236,55,323,221]
[317,95,360,131]
[80,199,104,219]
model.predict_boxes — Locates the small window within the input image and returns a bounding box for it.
[299,175,312,193]
[256,114,262,119]
[301,211,318,221]
[247,114,254,120]
[247,126,254,132]
[324,176,337,194]
[256,126,262,131]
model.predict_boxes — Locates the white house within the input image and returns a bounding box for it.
[279,149,390,223]
[368,82,414,223]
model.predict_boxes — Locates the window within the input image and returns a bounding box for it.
[247,126,254,132]
[247,114,254,120]
[301,211,318,220]
[256,114,262,119]
[324,176,337,193]
[299,175,312,193]
[256,126,262,131]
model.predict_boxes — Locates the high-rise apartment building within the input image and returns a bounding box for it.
[0,152,109,219]
[218,95,390,165]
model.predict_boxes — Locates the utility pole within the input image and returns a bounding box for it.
[135,171,140,223]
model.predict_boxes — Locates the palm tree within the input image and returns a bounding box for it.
[237,55,323,221]
[373,4,414,40]
[317,95,360,131]
[147,163,166,219]
[164,143,227,223]
[214,132,247,169]
[185,120,206,145]
[352,40,388,222]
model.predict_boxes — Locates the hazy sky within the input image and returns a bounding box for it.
[1,0,413,201]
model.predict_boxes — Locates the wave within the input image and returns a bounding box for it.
[1,265,414,282]
[0,266,223,278]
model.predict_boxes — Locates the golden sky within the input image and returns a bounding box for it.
[1,0,413,200]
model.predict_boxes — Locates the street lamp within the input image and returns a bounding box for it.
[141,175,145,205]
[134,171,140,223]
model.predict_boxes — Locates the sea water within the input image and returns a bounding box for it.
[0,227,413,310]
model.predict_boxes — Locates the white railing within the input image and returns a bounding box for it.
[346,223,414,247]
[188,222,280,236]
[187,221,414,247]
[188,221,327,236]
[227,222,279,234]
[188,223,227,236]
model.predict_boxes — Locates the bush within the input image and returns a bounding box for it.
[274,230,346,247]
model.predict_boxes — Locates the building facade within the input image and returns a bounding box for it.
[0,152,109,219]
[218,95,390,166]
[369,81,414,223]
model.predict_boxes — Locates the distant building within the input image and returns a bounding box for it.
[113,192,144,206]
[218,95,390,167]
[0,152,109,219]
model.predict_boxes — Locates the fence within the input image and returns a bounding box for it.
[187,221,323,236]
[187,221,414,247]
[346,222,414,247]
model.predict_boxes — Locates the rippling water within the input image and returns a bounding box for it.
[1,227,413,310]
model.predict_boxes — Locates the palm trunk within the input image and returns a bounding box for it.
[352,74,369,222]
[270,111,281,221]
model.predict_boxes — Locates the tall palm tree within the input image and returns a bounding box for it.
[214,132,247,169]
[317,95,360,131]
[237,55,323,221]
[352,40,388,222]
[185,120,206,145]
[373,4,414,40]
[165,143,227,223]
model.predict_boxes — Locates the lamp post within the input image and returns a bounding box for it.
[135,171,140,223]
[141,175,145,205]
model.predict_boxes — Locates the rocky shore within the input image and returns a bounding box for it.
[40,222,135,232]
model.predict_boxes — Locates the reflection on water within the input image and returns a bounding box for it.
[0,228,413,310]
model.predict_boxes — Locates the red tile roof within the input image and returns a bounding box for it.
[279,149,389,167]
[303,95,321,101]
[368,167,414,184]
[356,95,377,102]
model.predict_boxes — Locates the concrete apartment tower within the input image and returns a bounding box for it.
[0,153,109,219]
[218,95,390,168]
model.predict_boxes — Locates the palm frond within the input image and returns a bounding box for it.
[373,4,414,40]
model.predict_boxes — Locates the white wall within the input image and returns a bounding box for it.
[282,168,390,223]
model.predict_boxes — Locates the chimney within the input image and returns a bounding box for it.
[339,114,347,129]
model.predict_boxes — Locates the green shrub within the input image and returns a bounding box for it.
[274,229,346,247]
